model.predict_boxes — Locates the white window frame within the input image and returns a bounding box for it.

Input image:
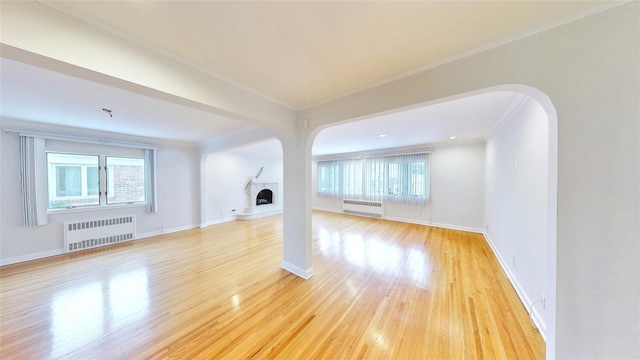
[49,164,100,199]
[105,156,146,205]
[46,151,147,210]
[46,153,100,208]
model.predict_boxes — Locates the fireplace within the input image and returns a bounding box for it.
[237,179,282,220]
[236,177,282,220]
[246,180,279,210]
[256,189,273,206]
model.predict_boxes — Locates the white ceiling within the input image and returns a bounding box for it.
[43,0,611,109]
[0,57,253,144]
[312,91,522,156]
[227,138,284,159]
[0,1,618,154]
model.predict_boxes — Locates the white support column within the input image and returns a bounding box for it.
[280,136,314,279]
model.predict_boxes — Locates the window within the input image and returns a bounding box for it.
[47,153,100,209]
[55,166,81,196]
[385,158,426,198]
[366,159,385,198]
[87,167,99,196]
[387,162,399,196]
[317,161,337,196]
[317,152,429,205]
[409,161,426,197]
[46,152,146,209]
[106,156,146,205]
[342,159,363,197]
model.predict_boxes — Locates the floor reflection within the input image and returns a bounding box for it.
[108,270,149,324]
[51,282,104,358]
[50,268,148,357]
[407,248,430,289]
[317,225,432,288]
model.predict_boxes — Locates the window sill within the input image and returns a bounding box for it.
[47,203,147,215]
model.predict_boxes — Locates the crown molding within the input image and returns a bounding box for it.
[485,94,529,140]
[0,118,194,149]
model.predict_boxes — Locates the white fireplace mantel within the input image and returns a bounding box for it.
[237,178,282,220]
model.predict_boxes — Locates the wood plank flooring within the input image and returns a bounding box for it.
[0,211,545,359]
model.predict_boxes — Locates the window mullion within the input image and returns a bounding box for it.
[100,156,106,206]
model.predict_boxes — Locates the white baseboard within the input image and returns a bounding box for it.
[200,217,236,227]
[281,261,314,280]
[137,223,200,239]
[384,216,430,226]
[312,207,341,214]
[313,207,483,233]
[429,221,484,234]
[483,231,547,341]
[380,216,484,234]
[1,249,64,266]
[314,207,483,234]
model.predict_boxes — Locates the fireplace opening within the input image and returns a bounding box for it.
[256,189,273,206]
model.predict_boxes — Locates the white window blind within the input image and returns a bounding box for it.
[317,152,429,206]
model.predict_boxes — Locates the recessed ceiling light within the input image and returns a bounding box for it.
[449,136,457,140]
[378,134,386,138]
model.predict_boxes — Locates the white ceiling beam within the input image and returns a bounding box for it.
[0,1,296,139]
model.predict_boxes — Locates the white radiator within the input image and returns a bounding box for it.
[342,199,383,219]
[64,216,136,253]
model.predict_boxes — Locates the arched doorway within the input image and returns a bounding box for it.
[308,84,558,349]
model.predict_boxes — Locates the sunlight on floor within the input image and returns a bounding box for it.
[51,268,149,357]
[316,224,432,289]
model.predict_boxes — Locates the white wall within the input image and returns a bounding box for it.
[0,128,201,264]
[312,141,485,232]
[204,139,283,225]
[430,142,485,231]
[484,97,549,336]
[150,143,201,235]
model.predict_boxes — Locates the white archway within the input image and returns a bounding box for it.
[306,84,558,354]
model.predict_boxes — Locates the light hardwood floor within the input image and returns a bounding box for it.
[0,211,545,359]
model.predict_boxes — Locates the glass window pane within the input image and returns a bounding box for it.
[56,166,81,197]
[318,163,333,193]
[106,157,145,204]
[87,166,99,196]
[47,153,99,209]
